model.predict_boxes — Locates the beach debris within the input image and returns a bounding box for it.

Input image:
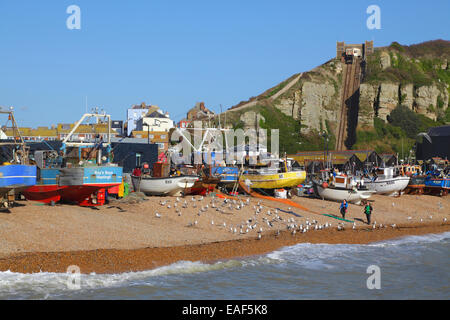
[155,212,161,218]
[257,233,262,240]
[211,220,214,225]
[429,215,433,220]
[444,218,447,222]
[391,224,397,228]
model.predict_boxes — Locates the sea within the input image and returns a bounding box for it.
[0,232,449,300]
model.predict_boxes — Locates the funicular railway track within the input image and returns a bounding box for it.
[335,57,361,150]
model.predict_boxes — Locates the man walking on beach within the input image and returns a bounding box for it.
[364,202,373,225]
[339,200,348,219]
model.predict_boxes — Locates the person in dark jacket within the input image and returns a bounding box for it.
[364,202,373,225]
[339,200,348,219]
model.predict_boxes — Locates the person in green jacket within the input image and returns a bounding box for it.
[364,202,373,225]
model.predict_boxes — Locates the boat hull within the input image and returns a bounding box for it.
[240,171,306,189]
[423,177,450,196]
[22,166,123,205]
[211,166,238,185]
[0,165,37,194]
[131,175,199,196]
[317,185,375,205]
[363,176,410,196]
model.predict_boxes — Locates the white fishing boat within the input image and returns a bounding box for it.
[363,167,410,196]
[316,174,375,205]
[131,175,198,196]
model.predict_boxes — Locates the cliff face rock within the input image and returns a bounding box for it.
[358,83,449,123]
[239,111,265,129]
[297,81,337,133]
[380,51,391,70]
[274,90,301,119]
[400,84,414,109]
[377,83,399,121]
[358,83,378,125]
[414,85,442,120]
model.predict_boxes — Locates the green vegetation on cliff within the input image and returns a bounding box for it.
[354,105,447,156]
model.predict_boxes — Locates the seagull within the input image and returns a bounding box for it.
[444,218,447,222]
[407,217,412,220]
[194,220,198,226]
[391,224,397,228]
[257,233,262,240]
[352,223,356,230]
[155,213,161,218]
[167,204,171,209]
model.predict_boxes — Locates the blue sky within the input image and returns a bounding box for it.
[1,0,449,127]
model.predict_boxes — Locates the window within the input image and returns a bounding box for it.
[136,153,142,167]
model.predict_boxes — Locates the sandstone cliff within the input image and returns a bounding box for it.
[220,40,450,152]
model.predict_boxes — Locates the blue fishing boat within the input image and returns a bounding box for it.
[22,112,123,206]
[0,109,37,208]
[424,176,450,196]
[211,166,239,186]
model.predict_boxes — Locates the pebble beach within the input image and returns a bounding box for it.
[0,193,449,274]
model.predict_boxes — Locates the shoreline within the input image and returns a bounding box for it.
[1,222,449,274]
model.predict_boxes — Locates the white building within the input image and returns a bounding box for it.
[137,108,175,132]
[127,106,149,136]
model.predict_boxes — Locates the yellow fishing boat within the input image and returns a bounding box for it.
[239,158,306,189]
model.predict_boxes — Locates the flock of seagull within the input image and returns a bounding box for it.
[147,195,450,241]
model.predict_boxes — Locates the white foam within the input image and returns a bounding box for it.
[367,231,450,248]
[0,256,281,297]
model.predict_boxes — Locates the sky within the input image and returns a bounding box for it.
[0,0,449,127]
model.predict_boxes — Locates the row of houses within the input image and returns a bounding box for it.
[0,101,218,156]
